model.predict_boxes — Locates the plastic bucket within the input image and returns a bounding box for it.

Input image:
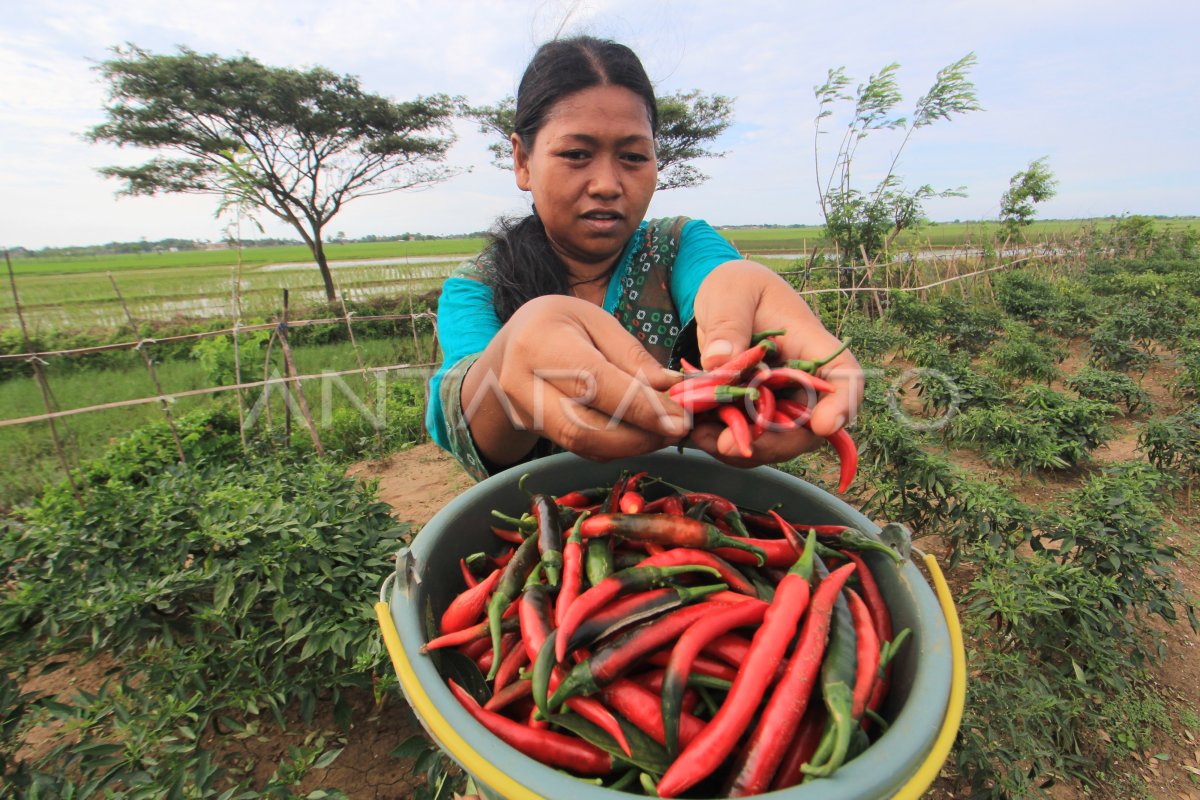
[375,448,965,799]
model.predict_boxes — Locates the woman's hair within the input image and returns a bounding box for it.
[485,36,658,323]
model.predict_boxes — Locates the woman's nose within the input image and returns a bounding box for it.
[587,155,622,198]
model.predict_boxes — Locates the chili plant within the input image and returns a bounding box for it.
[1064,366,1150,415]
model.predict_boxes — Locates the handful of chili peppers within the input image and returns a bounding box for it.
[670,331,857,493]
[422,470,910,797]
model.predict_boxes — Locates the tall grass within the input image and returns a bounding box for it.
[0,336,434,508]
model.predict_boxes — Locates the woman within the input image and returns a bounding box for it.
[427,36,863,480]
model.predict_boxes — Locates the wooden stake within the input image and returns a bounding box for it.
[276,289,325,456]
[231,269,247,450]
[109,273,185,463]
[338,289,384,451]
[5,250,82,504]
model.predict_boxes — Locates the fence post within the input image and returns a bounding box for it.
[5,250,82,505]
[231,269,247,450]
[338,289,384,452]
[109,273,185,464]
[276,289,325,456]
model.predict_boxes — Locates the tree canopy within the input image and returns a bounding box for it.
[1000,157,1058,237]
[88,45,461,300]
[466,90,734,191]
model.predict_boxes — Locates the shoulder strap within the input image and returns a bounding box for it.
[610,217,690,366]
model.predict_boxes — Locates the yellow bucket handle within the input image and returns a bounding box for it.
[374,551,966,800]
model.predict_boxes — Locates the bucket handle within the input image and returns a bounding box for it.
[889,551,967,800]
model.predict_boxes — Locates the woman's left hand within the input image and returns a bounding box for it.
[688,260,864,466]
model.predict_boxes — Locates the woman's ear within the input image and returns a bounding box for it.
[512,133,531,191]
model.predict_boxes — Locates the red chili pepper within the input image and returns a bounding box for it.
[768,703,827,791]
[549,602,728,709]
[682,492,753,538]
[493,634,530,694]
[601,678,706,749]
[421,607,518,652]
[660,600,770,756]
[711,339,775,374]
[838,550,892,646]
[844,588,880,720]
[457,636,492,661]
[555,562,721,663]
[826,427,858,494]
[645,649,740,682]
[439,566,503,635]
[554,486,608,509]
[483,677,532,712]
[717,404,754,458]
[555,512,588,629]
[725,558,857,795]
[579,514,766,565]
[459,558,480,589]
[486,534,541,680]
[448,680,612,776]
[670,384,759,413]
[638,547,758,596]
[618,489,646,514]
[656,538,817,798]
[758,366,836,395]
[702,632,753,666]
[490,526,526,545]
[774,398,813,427]
[712,536,797,568]
[679,356,703,374]
[751,384,776,439]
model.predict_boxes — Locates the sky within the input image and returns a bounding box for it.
[1,0,1197,249]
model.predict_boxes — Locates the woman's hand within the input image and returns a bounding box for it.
[688,260,864,466]
[461,295,689,467]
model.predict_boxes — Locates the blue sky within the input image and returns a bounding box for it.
[1,0,1197,248]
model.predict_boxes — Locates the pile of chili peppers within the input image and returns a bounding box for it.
[670,332,856,493]
[422,470,910,797]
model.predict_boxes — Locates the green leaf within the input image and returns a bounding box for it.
[548,712,671,775]
[213,571,235,614]
[313,747,343,769]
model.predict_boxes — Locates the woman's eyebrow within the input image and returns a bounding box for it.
[559,132,654,147]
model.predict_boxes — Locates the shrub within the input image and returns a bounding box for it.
[995,269,1057,322]
[987,321,1065,384]
[950,386,1116,471]
[1065,366,1150,414]
[0,422,409,795]
[1138,405,1200,483]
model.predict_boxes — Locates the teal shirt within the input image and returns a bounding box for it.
[425,218,741,455]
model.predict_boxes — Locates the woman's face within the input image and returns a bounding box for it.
[512,84,657,277]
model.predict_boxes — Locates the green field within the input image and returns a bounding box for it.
[6,237,491,276]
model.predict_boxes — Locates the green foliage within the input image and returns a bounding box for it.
[955,464,1193,797]
[933,295,1004,354]
[0,418,409,796]
[835,312,902,364]
[999,157,1058,236]
[190,331,270,386]
[1173,341,1200,400]
[887,291,941,338]
[987,321,1065,384]
[950,385,1116,471]
[904,337,1006,413]
[1065,366,1150,414]
[1138,405,1200,482]
[88,44,460,300]
[1088,318,1156,374]
[813,55,981,265]
[323,379,427,458]
[994,269,1057,322]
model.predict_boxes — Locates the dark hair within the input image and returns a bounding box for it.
[485,36,658,323]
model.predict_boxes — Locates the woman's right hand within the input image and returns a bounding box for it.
[461,295,689,467]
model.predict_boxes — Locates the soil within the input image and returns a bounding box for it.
[15,397,1200,798]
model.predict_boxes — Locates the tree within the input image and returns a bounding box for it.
[813,54,982,266]
[999,157,1058,237]
[466,90,734,191]
[88,45,461,301]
